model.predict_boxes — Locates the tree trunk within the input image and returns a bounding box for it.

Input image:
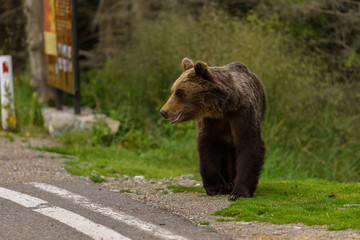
[23,0,54,103]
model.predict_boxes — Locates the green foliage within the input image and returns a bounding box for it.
[198,222,210,226]
[12,72,47,136]
[214,179,360,231]
[13,5,360,188]
[29,146,76,155]
[90,121,114,146]
[78,6,360,182]
[252,0,360,82]
[0,133,15,142]
[41,120,200,180]
[89,174,107,183]
[119,189,132,193]
[346,51,357,68]
[55,121,115,147]
[167,185,205,194]
[31,92,43,127]
[62,135,199,179]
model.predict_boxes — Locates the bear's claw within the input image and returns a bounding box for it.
[228,192,252,201]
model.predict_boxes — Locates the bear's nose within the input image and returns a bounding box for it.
[160,110,167,119]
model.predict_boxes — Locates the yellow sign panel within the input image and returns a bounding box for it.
[43,0,75,94]
[44,31,57,55]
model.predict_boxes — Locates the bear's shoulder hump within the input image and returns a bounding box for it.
[226,62,250,73]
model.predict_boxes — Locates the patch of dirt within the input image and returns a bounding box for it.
[103,175,360,240]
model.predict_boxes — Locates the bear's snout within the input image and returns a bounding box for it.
[160,109,167,119]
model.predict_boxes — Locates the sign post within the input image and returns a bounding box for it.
[43,0,80,114]
[72,0,80,114]
[0,55,16,130]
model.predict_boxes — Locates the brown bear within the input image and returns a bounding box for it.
[160,58,266,201]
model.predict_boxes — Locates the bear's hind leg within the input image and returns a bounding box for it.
[220,145,236,194]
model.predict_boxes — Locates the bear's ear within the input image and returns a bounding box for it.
[194,61,213,81]
[182,58,194,71]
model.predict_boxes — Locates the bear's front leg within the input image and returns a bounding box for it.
[197,135,233,196]
[229,118,265,201]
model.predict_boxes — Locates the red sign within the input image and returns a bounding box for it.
[2,62,8,73]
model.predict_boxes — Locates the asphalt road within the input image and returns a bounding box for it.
[0,180,231,240]
[0,136,231,240]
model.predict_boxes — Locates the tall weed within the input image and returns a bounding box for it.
[12,72,46,136]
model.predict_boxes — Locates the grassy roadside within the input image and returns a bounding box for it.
[214,179,360,231]
[32,122,201,181]
[164,178,360,231]
[28,143,360,232]
[27,131,360,232]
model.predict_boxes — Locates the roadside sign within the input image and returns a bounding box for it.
[0,55,16,130]
[43,0,75,94]
[43,0,80,114]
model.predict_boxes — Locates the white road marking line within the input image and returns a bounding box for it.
[0,186,47,207]
[0,187,131,240]
[30,182,190,240]
[34,206,130,240]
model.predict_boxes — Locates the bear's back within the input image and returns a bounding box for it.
[210,62,266,120]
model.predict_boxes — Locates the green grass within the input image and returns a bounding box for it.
[29,144,360,231]
[119,189,132,193]
[29,146,76,155]
[12,72,47,137]
[198,221,210,226]
[214,178,360,231]
[62,142,200,180]
[29,122,200,180]
[168,185,205,194]
[0,134,15,142]
[89,174,107,183]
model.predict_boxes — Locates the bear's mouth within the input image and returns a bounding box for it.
[170,112,183,124]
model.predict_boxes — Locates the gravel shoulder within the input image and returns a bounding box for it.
[0,134,75,183]
[103,176,360,240]
[1,135,359,240]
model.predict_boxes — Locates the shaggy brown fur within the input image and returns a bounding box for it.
[160,58,266,201]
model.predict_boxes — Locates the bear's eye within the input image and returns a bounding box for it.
[175,89,186,98]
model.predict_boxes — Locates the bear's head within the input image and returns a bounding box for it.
[160,58,217,124]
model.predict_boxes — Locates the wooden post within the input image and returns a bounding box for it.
[72,0,81,114]
[55,89,63,110]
